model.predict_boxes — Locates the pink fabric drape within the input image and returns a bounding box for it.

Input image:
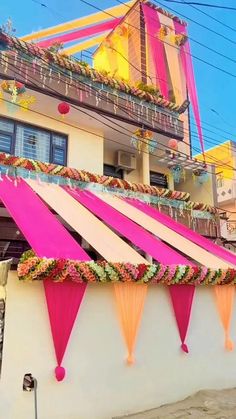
[169,285,195,353]
[142,4,169,98]
[0,177,89,380]
[174,21,205,155]
[44,280,87,381]
[66,188,195,352]
[37,18,121,48]
[127,199,236,266]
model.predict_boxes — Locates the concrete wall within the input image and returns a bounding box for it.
[1,272,236,419]
[0,103,104,175]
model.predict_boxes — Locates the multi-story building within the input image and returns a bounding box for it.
[0,2,235,419]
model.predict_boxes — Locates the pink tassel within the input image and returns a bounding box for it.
[55,365,66,381]
[181,343,189,353]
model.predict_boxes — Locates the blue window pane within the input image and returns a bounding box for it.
[0,133,12,153]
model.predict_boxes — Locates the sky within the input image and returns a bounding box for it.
[1,0,236,155]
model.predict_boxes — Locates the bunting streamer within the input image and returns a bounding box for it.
[44,280,87,381]
[36,18,121,48]
[114,282,147,364]
[169,285,195,353]
[214,286,234,351]
[0,176,89,380]
[142,4,169,98]
[174,21,205,156]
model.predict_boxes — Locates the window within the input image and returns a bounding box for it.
[0,117,67,165]
[104,164,123,179]
[150,171,168,188]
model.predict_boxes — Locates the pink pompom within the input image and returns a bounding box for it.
[181,343,189,353]
[55,365,66,381]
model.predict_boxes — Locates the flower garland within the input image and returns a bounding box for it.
[0,32,181,113]
[0,152,219,214]
[0,151,190,200]
[18,251,236,285]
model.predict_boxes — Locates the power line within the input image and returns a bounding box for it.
[161,0,236,11]
[2,52,236,169]
[154,0,236,45]
[180,0,236,33]
[2,53,236,177]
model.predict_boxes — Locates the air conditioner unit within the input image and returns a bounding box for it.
[116,150,137,172]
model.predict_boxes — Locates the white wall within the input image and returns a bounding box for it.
[1,272,236,419]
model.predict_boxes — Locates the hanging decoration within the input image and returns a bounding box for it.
[17,251,236,286]
[169,164,185,183]
[17,95,36,111]
[168,138,178,151]
[58,101,70,118]
[169,285,195,353]
[131,128,157,153]
[114,282,147,364]
[1,79,26,102]
[214,285,234,351]
[193,168,209,185]
[44,279,87,381]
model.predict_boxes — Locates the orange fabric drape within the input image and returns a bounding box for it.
[114,282,147,364]
[215,285,235,351]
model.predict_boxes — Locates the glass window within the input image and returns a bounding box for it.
[150,171,168,188]
[52,134,67,165]
[15,125,51,161]
[0,117,67,165]
[0,133,12,153]
[104,164,123,179]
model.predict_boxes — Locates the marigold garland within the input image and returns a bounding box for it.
[0,32,181,112]
[0,152,218,214]
[17,251,236,285]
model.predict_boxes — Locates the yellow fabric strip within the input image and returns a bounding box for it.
[26,180,146,264]
[21,1,135,42]
[158,13,184,105]
[63,33,109,55]
[94,192,232,269]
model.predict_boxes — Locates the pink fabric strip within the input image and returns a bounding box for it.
[127,199,236,266]
[174,21,205,155]
[142,4,169,98]
[37,18,121,48]
[0,177,89,381]
[64,188,193,265]
[0,177,89,260]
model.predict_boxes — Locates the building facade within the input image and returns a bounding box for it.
[0,3,235,419]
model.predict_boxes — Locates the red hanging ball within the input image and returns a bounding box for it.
[168,139,178,150]
[58,102,70,116]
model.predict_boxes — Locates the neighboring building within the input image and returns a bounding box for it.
[0,3,235,419]
[196,140,236,248]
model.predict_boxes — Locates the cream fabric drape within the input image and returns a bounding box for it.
[158,13,185,105]
[94,193,232,269]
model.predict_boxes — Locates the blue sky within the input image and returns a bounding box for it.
[0,0,236,154]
